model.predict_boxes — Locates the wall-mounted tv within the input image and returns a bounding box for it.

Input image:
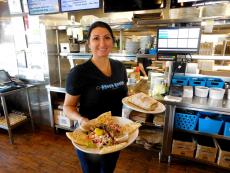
[171,0,229,8]
[157,27,201,54]
[27,0,60,15]
[60,0,100,12]
[104,0,166,13]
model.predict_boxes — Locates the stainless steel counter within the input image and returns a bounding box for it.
[46,84,66,93]
[163,96,230,115]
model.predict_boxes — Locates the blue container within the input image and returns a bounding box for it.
[148,48,157,55]
[224,122,230,137]
[174,113,199,131]
[198,118,223,135]
[188,77,206,86]
[197,112,219,118]
[206,78,224,88]
[172,76,189,86]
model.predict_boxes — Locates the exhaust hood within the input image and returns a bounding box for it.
[134,2,230,25]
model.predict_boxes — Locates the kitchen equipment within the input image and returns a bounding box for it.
[125,39,140,54]
[183,86,193,98]
[149,72,164,82]
[151,76,166,95]
[209,88,225,100]
[69,42,80,53]
[69,37,80,53]
[195,86,209,98]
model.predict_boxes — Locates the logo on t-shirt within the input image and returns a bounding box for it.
[96,81,125,91]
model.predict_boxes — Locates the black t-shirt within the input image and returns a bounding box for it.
[66,59,128,120]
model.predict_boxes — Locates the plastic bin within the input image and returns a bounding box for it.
[224,122,230,137]
[198,118,223,135]
[189,77,206,86]
[197,111,220,118]
[174,113,198,131]
[206,78,225,88]
[172,76,189,86]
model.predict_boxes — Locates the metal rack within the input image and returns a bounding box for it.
[0,86,35,144]
[160,96,230,169]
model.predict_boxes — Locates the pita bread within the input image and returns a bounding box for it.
[128,92,158,111]
[66,130,95,148]
[95,111,113,124]
[80,111,113,131]
[99,142,127,154]
[121,122,141,135]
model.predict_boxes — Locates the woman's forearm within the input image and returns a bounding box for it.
[63,105,82,121]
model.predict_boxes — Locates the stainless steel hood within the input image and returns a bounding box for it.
[135,2,230,25]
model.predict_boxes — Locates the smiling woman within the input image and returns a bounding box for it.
[63,21,128,173]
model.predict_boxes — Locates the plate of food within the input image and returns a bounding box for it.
[122,92,166,114]
[66,111,141,154]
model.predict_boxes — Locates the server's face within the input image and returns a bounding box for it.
[88,27,113,58]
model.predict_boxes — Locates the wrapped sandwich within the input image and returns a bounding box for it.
[128,92,158,111]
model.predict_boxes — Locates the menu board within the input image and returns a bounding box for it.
[28,0,60,15]
[60,0,100,12]
[171,0,228,8]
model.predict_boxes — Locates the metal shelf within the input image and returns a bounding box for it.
[61,52,230,61]
[140,122,164,129]
[171,154,230,171]
[175,129,230,141]
[0,117,28,130]
[60,52,138,61]
[47,22,134,31]
[55,124,75,132]
[191,55,230,60]
[60,52,157,62]
[46,85,66,93]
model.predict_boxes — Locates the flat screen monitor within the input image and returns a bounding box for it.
[60,0,100,12]
[27,0,60,15]
[171,0,229,8]
[157,27,201,54]
[104,0,166,13]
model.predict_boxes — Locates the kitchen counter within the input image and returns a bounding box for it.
[163,96,230,114]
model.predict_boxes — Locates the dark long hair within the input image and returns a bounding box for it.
[87,21,115,43]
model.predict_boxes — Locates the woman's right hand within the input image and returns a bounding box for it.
[78,116,89,130]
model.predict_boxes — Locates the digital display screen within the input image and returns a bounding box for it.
[60,0,100,12]
[28,0,60,15]
[104,0,166,13]
[171,0,228,8]
[157,27,201,54]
